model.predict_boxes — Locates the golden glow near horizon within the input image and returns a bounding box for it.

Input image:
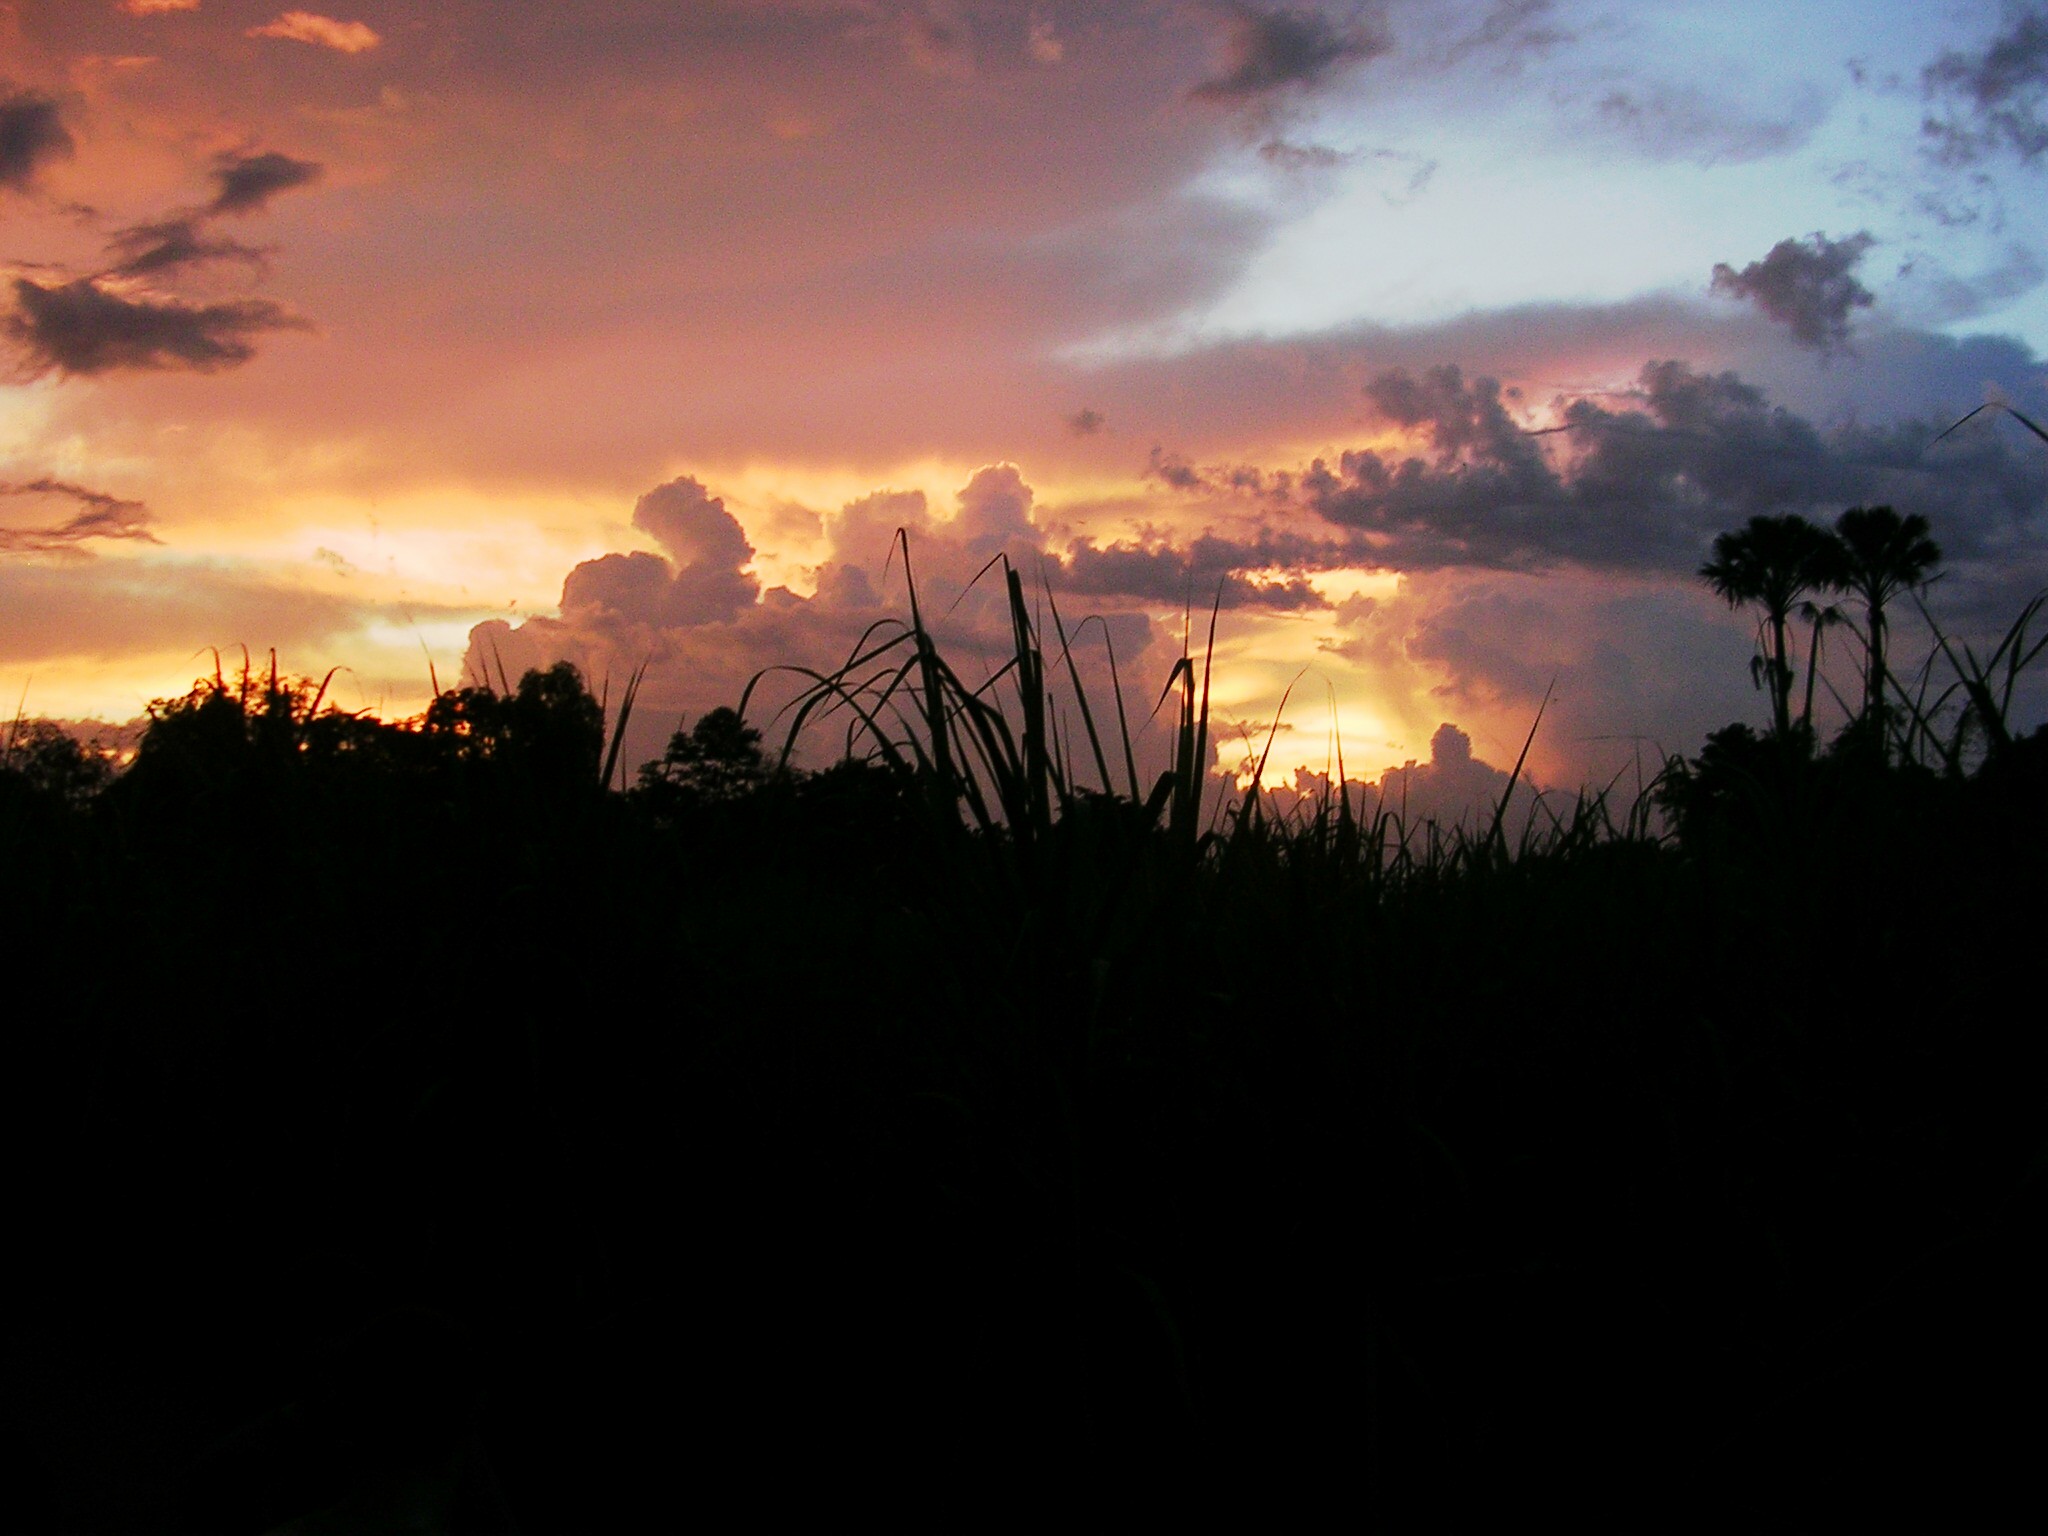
[6,2,2047,785]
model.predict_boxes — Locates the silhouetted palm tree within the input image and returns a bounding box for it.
[1833,505,1941,750]
[1700,514,1844,739]
[1797,597,1846,734]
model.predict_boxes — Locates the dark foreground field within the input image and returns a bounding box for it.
[4,662,2046,1532]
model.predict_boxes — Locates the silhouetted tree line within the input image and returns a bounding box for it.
[3,515,2046,1531]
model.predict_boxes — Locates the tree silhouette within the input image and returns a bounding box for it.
[1700,514,1845,739]
[1832,505,1941,754]
[0,718,112,809]
[636,706,770,810]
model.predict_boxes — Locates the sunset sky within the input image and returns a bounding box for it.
[4,0,2047,798]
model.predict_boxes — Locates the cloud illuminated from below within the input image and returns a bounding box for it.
[246,11,380,53]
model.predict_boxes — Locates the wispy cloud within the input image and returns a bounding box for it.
[0,479,155,556]
[208,149,323,215]
[3,277,309,378]
[1585,79,1827,166]
[1922,2,2048,164]
[246,11,381,54]
[102,217,268,279]
[119,0,202,15]
[1191,2,1392,102]
[1440,0,1574,71]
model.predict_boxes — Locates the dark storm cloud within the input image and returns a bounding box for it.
[1922,2,2048,164]
[0,89,73,195]
[1297,359,2048,575]
[1710,232,1877,353]
[1191,3,1392,101]
[3,277,310,378]
[208,151,324,216]
[1053,529,1342,610]
[0,479,155,555]
[103,217,269,279]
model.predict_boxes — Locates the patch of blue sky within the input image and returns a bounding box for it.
[1168,0,2046,350]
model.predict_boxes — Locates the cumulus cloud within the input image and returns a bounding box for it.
[246,11,381,53]
[209,150,324,215]
[0,479,155,555]
[954,462,1036,550]
[3,277,309,377]
[1191,2,1392,101]
[1257,722,1544,836]
[1922,2,2048,164]
[0,89,73,196]
[1710,231,1877,353]
[559,477,761,629]
[460,466,1196,780]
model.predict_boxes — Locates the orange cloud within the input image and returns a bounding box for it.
[246,11,380,53]
[119,0,200,14]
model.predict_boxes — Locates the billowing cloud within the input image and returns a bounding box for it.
[0,89,73,195]
[3,277,309,377]
[1710,231,1877,353]
[1,479,155,555]
[954,462,1035,550]
[1255,722,1548,838]
[208,151,324,216]
[461,465,1188,780]
[1294,358,2048,576]
[246,11,381,53]
[1922,2,2048,164]
[565,476,762,626]
[1191,2,1392,101]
